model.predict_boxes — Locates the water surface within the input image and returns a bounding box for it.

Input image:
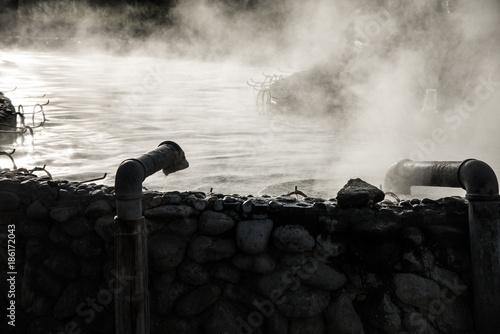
[2,50,496,198]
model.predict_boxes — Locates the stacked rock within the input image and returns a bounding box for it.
[0,171,474,334]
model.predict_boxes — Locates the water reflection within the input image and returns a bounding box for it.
[0,51,496,199]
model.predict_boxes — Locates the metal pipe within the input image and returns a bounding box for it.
[384,159,463,194]
[114,141,188,334]
[115,140,189,220]
[384,159,500,334]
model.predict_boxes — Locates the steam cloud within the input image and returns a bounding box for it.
[4,0,499,193]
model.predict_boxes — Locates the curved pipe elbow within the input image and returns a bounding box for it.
[458,159,500,200]
[114,141,189,220]
[115,159,146,201]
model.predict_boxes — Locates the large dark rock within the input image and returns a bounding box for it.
[62,216,95,239]
[201,300,240,334]
[276,286,330,317]
[325,293,364,334]
[236,219,273,254]
[155,314,200,334]
[300,260,347,291]
[27,317,65,334]
[148,233,186,272]
[24,262,65,298]
[177,260,210,285]
[357,292,401,333]
[199,210,235,236]
[232,253,276,274]
[151,280,189,315]
[289,315,325,334]
[70,234,103,258]
[337,178,385,208]
[26,200,49,219]
[43,250,80,279]
[210,262,241,283]
[0,191,20,211]
[19,219,49,238]
[175,283,221,316]
[187,235,236,263]
[53,280,96,320]
[392,273,441,310]
[272,225,315,253]
[351,240,401,272]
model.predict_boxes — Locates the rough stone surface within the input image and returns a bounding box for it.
[0,191,21,211]
[201,301,239,334]
[62,216,94,238]
[403,311,439,334]
[187,235,237,263]
[42,251,80,280]
[48,224,73,248]
[254,269,293,301]
[433,297,473,333]
[84,199,112,217]
[273,225,315,253]
[393,273,441,310]
[165,217,199,236]
[32,295,54,317]
[49,206,79,223]
[267,310,289,334]
[19,220,49,238]
[24,264,65,298]
[210,262,241,283]
[325,293,364,334]
[336,178,385,208]
[0,171,476,334]
[277,286,330,317]
[26,200,49,219]
[152,270,176,291]
[290,315,325,334]
[232,252,276,274]
[351,240,401,272]
[151,281,189,315]
[300,260,347,291]
[430,265,468,296]
[236,219,273,254]
[175,283,221,316]
[149,233,186,272]
[70,234,103,258]
[53,280,95,320]
[361,293,401,333]
[402,247,435,273]
[145,205,195,219]
[94,215,114,243]
[199,210,235,236]
[177,260,210,285]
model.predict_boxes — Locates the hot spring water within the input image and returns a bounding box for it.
[0,50,497,198]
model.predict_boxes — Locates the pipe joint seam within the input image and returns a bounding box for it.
[465,194,500,202]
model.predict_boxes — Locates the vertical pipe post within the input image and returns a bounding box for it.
[458,159,500,334]
[114,217,150,334]
[114,141,188,334]
[466,198,500,334]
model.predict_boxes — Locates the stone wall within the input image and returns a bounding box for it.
[0,170,475,334]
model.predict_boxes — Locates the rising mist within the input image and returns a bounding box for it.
[2,0,499,192]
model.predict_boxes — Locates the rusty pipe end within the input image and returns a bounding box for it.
[159,141,189,176]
